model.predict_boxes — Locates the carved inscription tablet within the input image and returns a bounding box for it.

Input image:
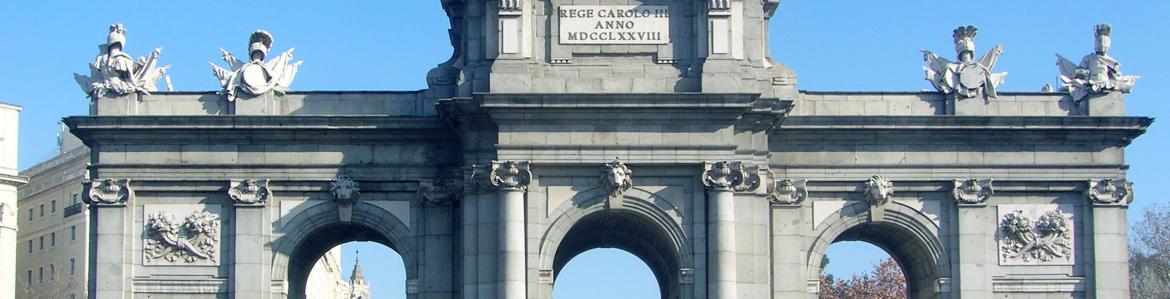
[558,5,670,45]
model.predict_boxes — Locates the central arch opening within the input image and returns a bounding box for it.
[554,248,661,299]
[551,210,681,299]
[820,222,939,299]
[288,224,407,299]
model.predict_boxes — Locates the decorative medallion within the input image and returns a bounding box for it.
[600,159,633,199]
[488,161,532,191]
[228,179,271,205]
[999,208,1073,264]
[953,178,993,204]
[330,174,361,204]
[864,175,894,205]
[144,210,220,264]
[1086,178,1133,205]
[84,178,133,205]
[767,178,808,205]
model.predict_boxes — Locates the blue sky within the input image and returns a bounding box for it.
[4,1,1167,298]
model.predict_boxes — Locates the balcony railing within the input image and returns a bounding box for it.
[63,203,84,218]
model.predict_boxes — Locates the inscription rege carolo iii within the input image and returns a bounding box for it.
[558,5,670,45]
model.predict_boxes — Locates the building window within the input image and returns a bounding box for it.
[26,270,31,286]
[38,267,43,283]
[39,236,44,251]
[72,193,79,205]
[39,204,44,217]
[51,200,57,214]
[49,264,55,281]
[70,258,76,275]
[71,226,77,241]
[27,208,33,221]
[27,240,32,254]
[50,232,56,248]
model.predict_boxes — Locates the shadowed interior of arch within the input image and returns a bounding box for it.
[288,223,405,299]
[551,210,680,299]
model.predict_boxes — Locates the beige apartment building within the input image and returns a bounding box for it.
[16,129,89,299]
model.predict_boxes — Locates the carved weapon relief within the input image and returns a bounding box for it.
[600,159,633,199]
[1056,24,1139,101]
[209,30,302,101]
[953,178,993,204]
[864,175,894,205]
[998,205,1074,265]
[922,25,1006,99]
[144,208,220,265]
[73,24,172,98]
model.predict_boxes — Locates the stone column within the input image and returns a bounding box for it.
[487,161,531,299]
[1086,179,1133,299]
[952,179,994,299]
[229,179,272,299]
[84,178,134,299]
[766,178,809,298]
[702,161,740,299]
[461,172,480,299]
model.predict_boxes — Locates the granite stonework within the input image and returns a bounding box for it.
[63,1,1150,299]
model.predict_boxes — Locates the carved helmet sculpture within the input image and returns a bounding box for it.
[107,23,127,51]
[953,25,977,61]
[249,30,273,61]
[1094,24,1111,54]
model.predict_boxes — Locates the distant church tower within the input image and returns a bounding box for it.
[347,251,370,299]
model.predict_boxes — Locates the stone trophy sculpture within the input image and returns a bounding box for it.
[1056,24,1139,102]
[74,24,172,98]
[210,30,302,101]
[922,25,1006,100]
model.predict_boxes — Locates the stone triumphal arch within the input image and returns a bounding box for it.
[65,1,1149,298]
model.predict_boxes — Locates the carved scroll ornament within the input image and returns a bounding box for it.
[1086,179,1133,205]
[953,179,993,204]
[489,161,532,191]
[767,178,807,205]
[85,178,133,205]
[228,179,271,205]
[144,210,220,263]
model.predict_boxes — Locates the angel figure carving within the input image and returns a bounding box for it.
[74,24,172,99]
[1056,24,1139,101]
[210,30,302,101]
[922,25,1006,99]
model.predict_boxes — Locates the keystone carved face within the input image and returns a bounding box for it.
[600,160,633,197]
[864,175,894,205]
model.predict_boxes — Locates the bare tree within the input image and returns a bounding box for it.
[820,257,908,299]
[1131,203,1170,298]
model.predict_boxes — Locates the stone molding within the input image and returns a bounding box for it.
[330,174,360,205]
[767,178,808,206]
[864,175,894,206]
[144,210,220,264]
[1086,178,1133,206]
[228,179,271,205]
[418,179,459,206]
[600,159,633,199]
[953,178,993,205]
[84,178,133,205]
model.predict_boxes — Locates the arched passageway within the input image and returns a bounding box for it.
[553,248,661,298]
[550,210,684,299]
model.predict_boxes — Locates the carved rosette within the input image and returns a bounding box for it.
[228,179,271,205]
[1086,179,1133,205]
[768,178,808,205]
[488,161,532,191]
[330,174,361,205]
[953,179,993,205]
[144,210,220,264]
[864,175,894,206]
[419,179,460,206]
[999,209,1072,264]
[600,159,633,199]
[702,161,744,191]
[84,178,133,205]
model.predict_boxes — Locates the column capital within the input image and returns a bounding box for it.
[1086,178,1133,206]
[477,160,531,192]
[702,161,743,191]
[953,178,993,206]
